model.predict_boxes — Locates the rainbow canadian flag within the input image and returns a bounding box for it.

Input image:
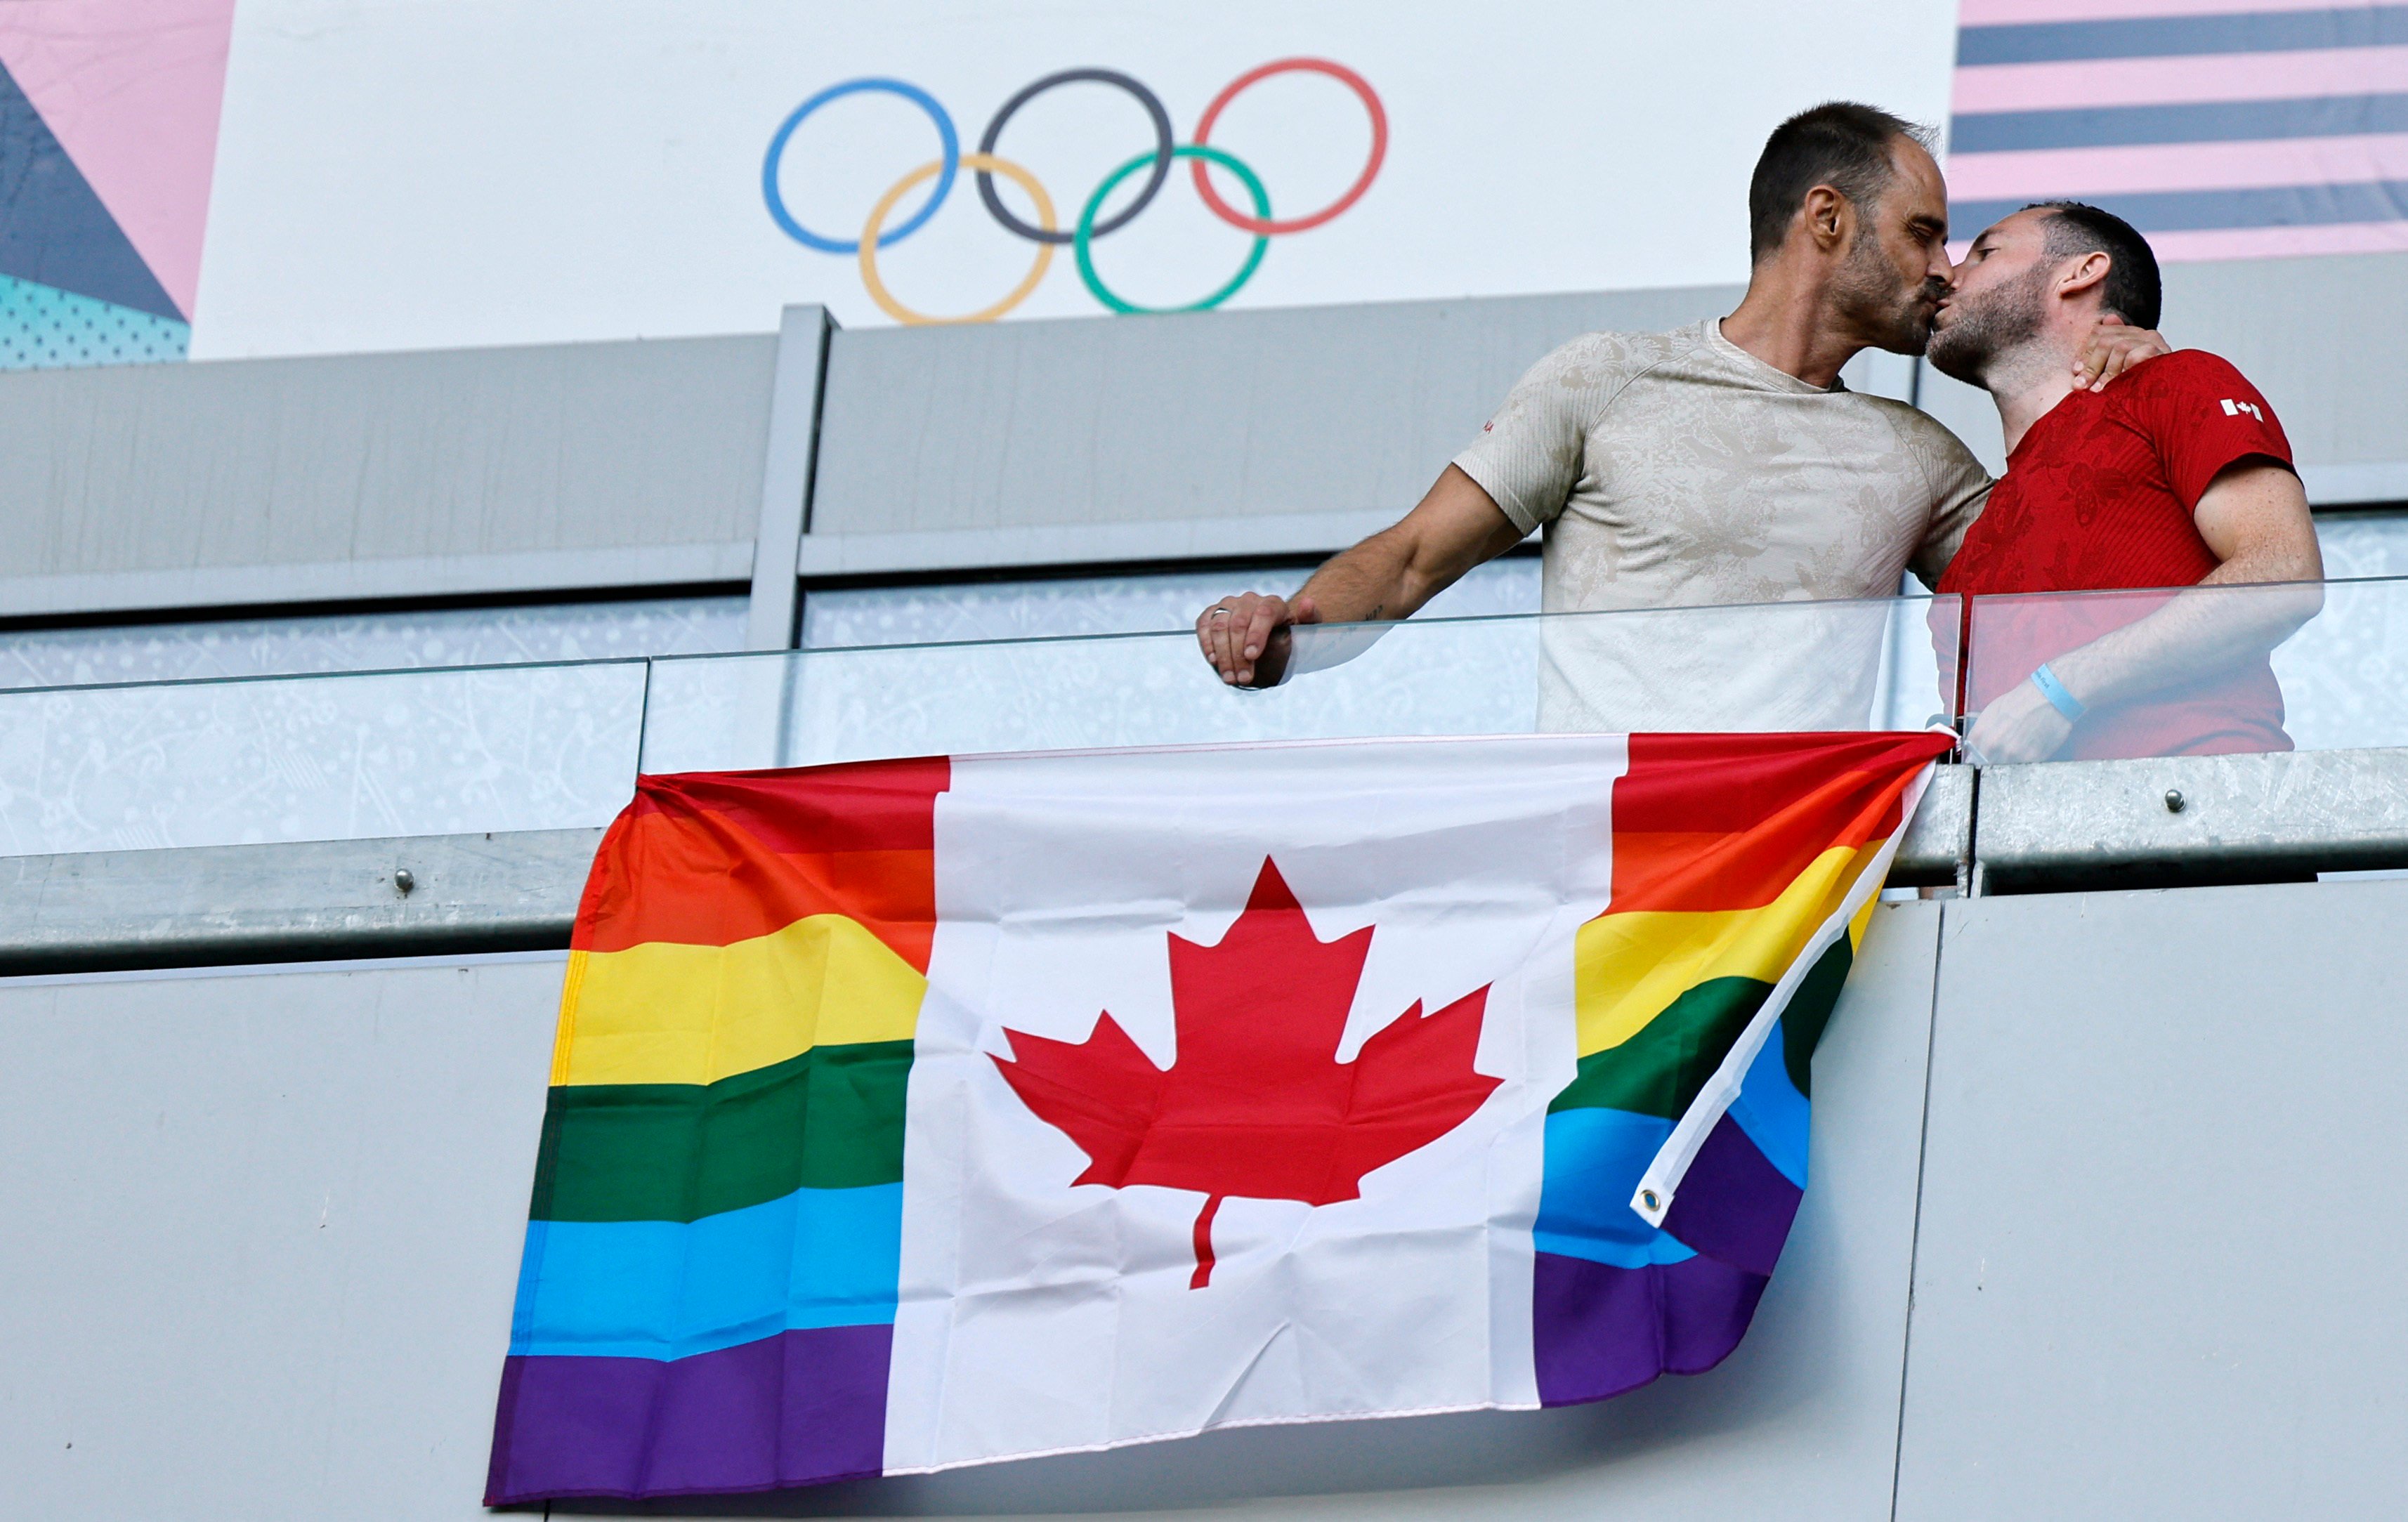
[488,730,1946,1503]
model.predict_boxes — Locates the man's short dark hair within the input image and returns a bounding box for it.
[2027,200,2162,331]
[1748,103,1935,263]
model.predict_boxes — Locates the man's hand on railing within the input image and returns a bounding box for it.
[1196,592,1321,688]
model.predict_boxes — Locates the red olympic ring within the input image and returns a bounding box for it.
[1189,58,1387,237]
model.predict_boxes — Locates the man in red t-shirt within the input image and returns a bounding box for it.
[1925,201,2322,762]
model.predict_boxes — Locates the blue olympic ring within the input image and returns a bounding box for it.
[761,78,960,254]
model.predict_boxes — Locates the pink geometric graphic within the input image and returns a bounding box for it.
[2145,221,2408,261]
[1954,46,2408,116]
[1949,133,2408,202]
[0,0,237,321]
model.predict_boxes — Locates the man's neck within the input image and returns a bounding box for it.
[1984,333,2085,454]
[1721,265,1864,389]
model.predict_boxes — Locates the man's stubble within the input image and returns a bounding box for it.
[1832,222,1949,358]
[1926,262,2053,386]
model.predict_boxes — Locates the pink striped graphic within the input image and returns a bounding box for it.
[1961,0,2374,22]
[2145,219,2408,258]
[1950,0,2408,263]
[1949,132,2408,198]
[1951,214,2408,263]
[1954,46,2408,114]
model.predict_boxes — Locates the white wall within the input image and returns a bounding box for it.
[191,0,1963,355]
[0,953,557,1521]
[1898,879,2408,1518]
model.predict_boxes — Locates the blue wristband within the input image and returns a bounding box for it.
[2029,662,2087,722]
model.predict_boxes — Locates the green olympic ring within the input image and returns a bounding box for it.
[1075,145,1270,315]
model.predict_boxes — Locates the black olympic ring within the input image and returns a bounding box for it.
[974,68,1174,247]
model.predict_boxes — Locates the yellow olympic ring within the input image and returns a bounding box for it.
[858,152,1054,325]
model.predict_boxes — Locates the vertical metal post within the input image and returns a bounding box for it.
[1956,763,1982,898]
[745,305,836,651]
[634,657,656,779]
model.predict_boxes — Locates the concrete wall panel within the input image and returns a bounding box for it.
[806,287,1745,552]
[1896,879,2408,1518]
[811,251,2408,564]
[0,336,778,615]
[4,258,2397,612]
[0,954,558,1522]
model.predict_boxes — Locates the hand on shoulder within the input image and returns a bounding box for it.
[2072,314,2175,392]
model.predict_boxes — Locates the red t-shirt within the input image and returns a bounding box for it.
[1937,349,2297,760]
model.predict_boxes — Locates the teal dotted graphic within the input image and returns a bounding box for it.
[0,274,190,371]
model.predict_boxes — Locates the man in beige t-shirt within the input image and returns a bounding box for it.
[1196,102,2161,729]
[1455,315,1991,728]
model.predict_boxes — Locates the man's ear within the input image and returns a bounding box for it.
[1800,184,1850,253]
[2057,250,2111,302]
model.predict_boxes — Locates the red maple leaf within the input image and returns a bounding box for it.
[991,858,1501,1287]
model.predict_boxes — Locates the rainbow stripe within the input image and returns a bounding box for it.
[1529,731,1944,1405]
[485,759,949,1504]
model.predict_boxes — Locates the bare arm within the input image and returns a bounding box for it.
[1196,464,1526,687]
[1967,461,2324,761]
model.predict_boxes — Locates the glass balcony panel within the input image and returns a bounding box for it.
[2269,576,2408,753]
[0,660,648,857]
[1958,577,2381,764]
[2311,511,2408,580]
[797,558,1540,649]
[0,597,746,690]
[644,595,1960,773]
[1,593,1962,856]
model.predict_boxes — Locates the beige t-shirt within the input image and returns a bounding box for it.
[1450,318,1992,730]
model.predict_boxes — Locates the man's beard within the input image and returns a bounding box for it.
[1833,227,1949,356]
[1926,264,2052,384]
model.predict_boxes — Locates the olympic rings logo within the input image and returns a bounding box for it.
[760,59,1387,324]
